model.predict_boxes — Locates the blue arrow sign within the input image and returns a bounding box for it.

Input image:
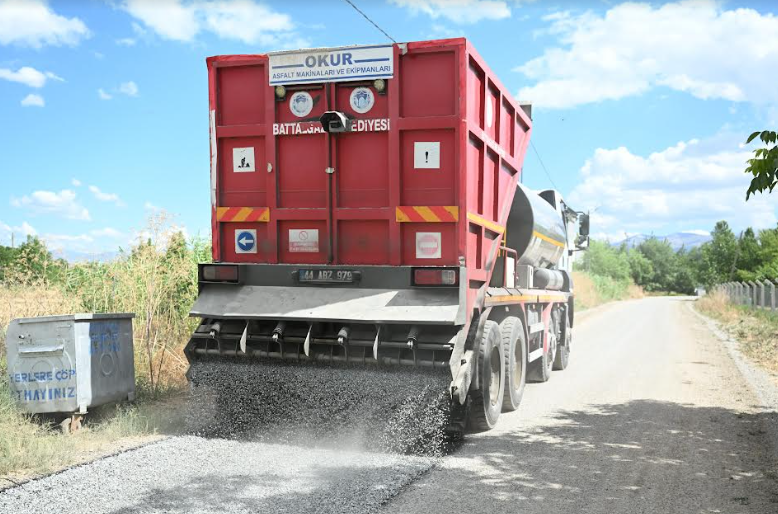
[236,230,256,252]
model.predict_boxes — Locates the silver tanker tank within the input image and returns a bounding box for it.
[505,183,567,270]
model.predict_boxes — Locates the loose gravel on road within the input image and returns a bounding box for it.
[0,436,435,514]
[186,359,454,456]
[1,359,455,514]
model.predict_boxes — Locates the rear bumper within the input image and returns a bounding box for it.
[190,264,467,325]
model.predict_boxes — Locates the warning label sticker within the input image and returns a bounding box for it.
[414,142,440,169]
[233,147,255,173]
[289,229,319,253]
[416,232,441,259]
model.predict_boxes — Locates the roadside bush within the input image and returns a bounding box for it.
[0,213,211,398]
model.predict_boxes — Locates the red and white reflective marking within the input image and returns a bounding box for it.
[416,232,441,259]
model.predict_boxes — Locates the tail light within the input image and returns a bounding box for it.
[412,268,458,287]
[201,264,239,283]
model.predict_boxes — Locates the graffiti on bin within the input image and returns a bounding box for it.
[14,387,76,402]
[10,369,76,383]
[89,321,121,354]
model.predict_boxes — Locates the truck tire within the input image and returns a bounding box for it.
[527,331,555,383]
[469,320,505,432]
[500,317,527,412]
[553,312,571,371]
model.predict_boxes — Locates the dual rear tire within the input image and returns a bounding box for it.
[469,311,571,431]
[469,317,528,431]
[468,321,505,432]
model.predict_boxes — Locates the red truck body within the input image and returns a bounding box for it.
[207,38,532,316]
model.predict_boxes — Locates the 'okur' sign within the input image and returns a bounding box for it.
[269,44,394,85]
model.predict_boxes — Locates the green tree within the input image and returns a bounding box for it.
[635,238,678,291]
[698,221,738,287]
[577,240,631,282]
[744,130,778,200]
[6,236,66,285]
[734,228,760,281]
[753,226,778,280]
[0,245,19,281]
[626,249,653,286]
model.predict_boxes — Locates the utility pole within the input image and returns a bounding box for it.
[11,232,14,248]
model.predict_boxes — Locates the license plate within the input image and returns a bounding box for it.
[298,269,359,284]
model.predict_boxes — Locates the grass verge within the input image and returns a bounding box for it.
[572,271,644,311]
[697,291,778,374]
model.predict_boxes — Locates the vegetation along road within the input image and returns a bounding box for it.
[1,296,777,513]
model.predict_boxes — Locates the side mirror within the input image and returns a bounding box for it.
[579,213,590,237]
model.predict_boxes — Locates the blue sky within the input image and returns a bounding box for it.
[1,0,777,257]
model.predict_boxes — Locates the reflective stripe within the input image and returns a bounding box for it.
[537,294,567,302]
[485,294,535,304]
[217,207,269,222]
[466,212,505,234]
[528,348,544,362]
[533,230,565,248]
[396,206,458,222]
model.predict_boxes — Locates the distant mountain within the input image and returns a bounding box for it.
[613,232,711,251]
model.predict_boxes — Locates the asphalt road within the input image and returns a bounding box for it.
[2,297,777,513]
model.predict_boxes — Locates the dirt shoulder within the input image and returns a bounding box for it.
[0,392,187,490]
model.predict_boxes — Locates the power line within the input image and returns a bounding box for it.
[342,0,397,44]
[529,140,560,191]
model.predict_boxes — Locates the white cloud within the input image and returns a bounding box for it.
[90,227,124,238]
[118,81,138,96]
[144,201,162,212]
[683,229,711,237]
[0,0,90,48]
[88,185,125,206]
[20,93,44,107]
[0,221,38,245]
[517,1,778,109]
[568,133,778,239]
[11,189,91,221]
[121,0,299,45]
[71,178,82,187]
[391,0,511,24]
[116,37,136,46]
[98,88,112,100]
[0,67,63,88]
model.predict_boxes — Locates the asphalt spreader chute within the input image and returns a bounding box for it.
[184,303,469,455]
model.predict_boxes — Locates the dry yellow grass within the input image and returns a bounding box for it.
[573,271,643,311]
[0,286,176,480]
[698,291,778,374]
[0,286,80,352]
[0,214,201,480]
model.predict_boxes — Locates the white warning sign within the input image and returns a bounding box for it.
[416,232,441,259]
[414,142,440,169]
[289,229,319,253]
[233,147,255,173]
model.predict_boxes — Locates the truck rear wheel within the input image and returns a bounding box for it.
[500,317,526,412]
[468,320,505,432]
[553,312,571,371]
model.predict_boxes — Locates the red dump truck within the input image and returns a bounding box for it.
[185,38,589,434]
